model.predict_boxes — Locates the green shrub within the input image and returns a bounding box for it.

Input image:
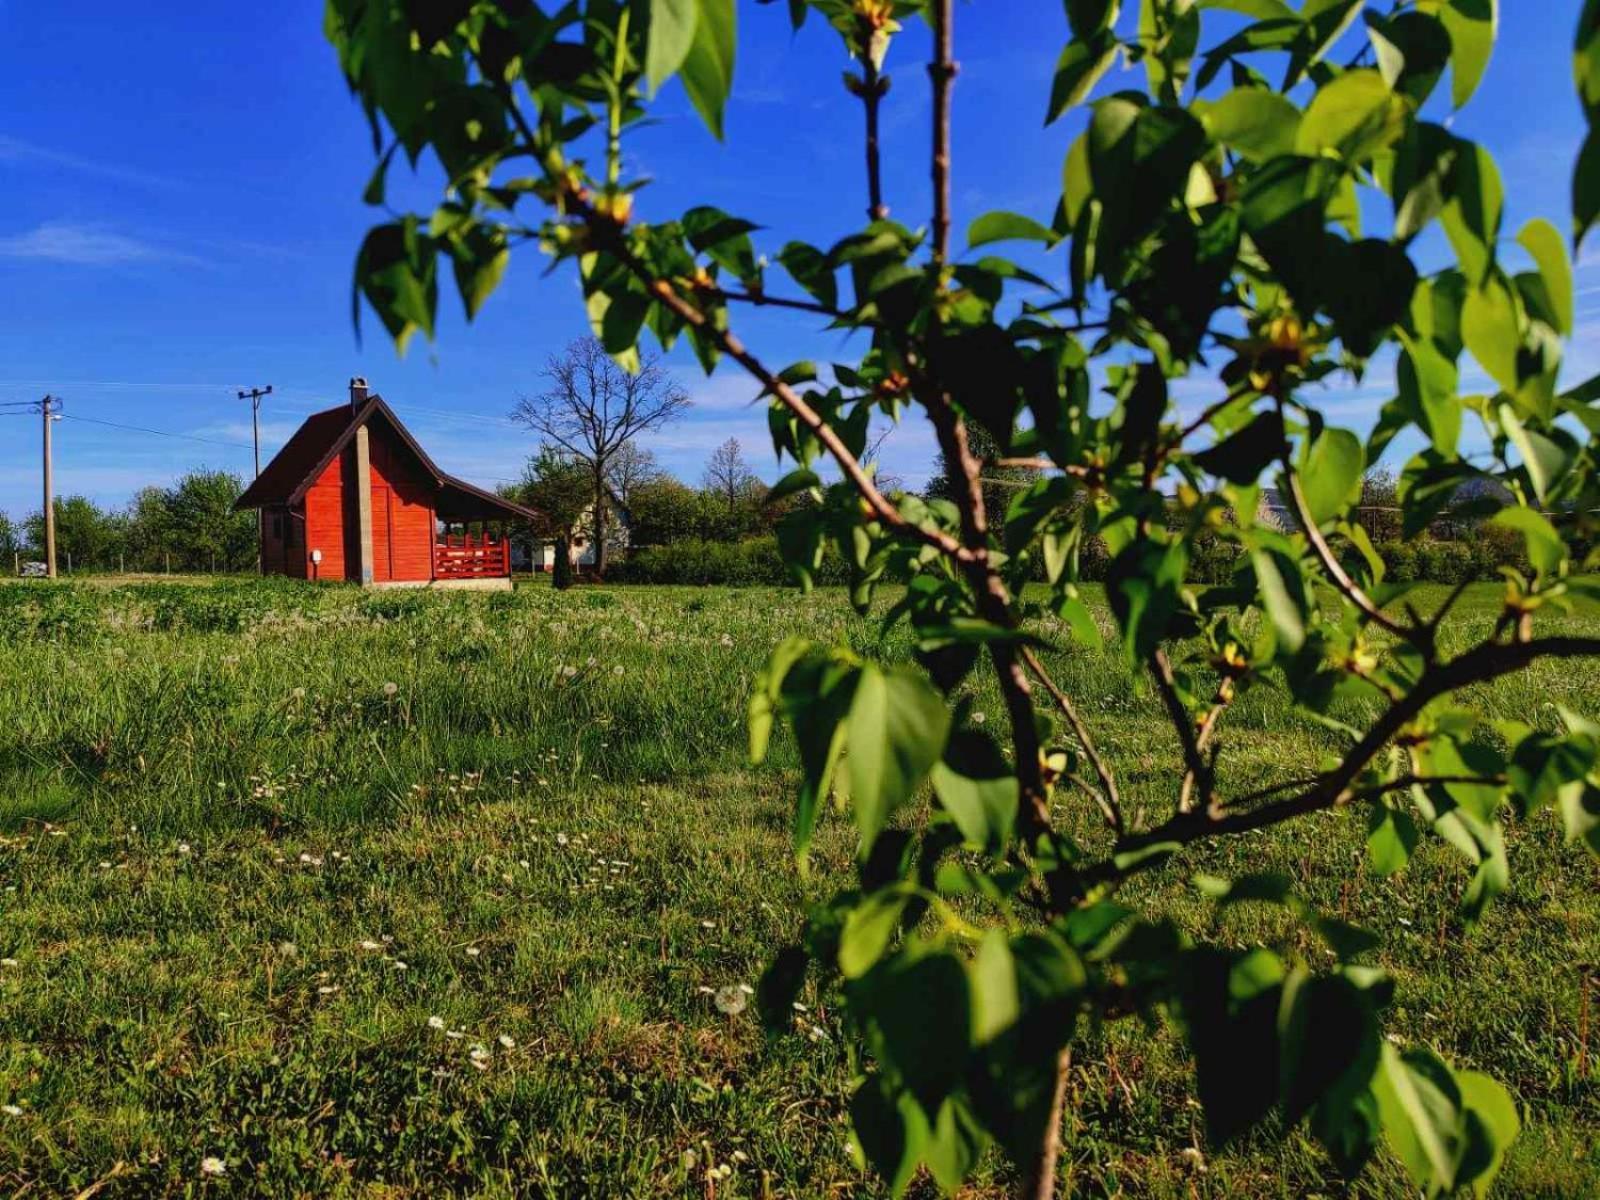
[1380,541,1419,583]
[613,537,851,587]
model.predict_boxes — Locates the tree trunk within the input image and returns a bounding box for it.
[1020,1048,1071,1200]
[552,536,573,590]
[592,470,608,578]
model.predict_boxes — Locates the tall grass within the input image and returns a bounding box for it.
[0,579,1594,1197]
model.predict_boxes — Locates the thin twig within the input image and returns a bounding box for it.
[1022,645,1122,834]
[1279,449,1429,654]
[712,287,860,322]
[1148,648,1210,808]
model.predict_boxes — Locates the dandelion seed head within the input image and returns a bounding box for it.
[200,1156,226,1177]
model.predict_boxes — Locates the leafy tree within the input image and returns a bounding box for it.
[165,470,255,572]
[25,496,118,570]
[626,475,719,546]
[511,336,690,576]
[123,485,177,571]
[0,510,19,565]
[516,446,592,590]
[331,2,1600,1195]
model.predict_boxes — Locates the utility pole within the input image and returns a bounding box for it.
[40,396,62,579]
[239,385,271,574]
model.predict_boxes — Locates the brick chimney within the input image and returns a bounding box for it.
[349,376,369,414]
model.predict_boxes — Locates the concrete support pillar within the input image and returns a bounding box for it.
[354,423,374,585]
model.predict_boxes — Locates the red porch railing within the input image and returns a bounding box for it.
[434,533,511,579]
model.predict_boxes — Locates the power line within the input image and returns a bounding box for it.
[57,413,253,451]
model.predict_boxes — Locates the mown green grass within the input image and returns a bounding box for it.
[0,578,1594,1198]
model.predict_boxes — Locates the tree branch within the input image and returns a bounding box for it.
[862,55,888,222]
[1277,443,1429,654]
[928,0,957,267]
[1090,635,1600,883]
[1021,645,1122,834]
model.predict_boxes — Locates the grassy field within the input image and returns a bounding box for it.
[0,577,1595,1198]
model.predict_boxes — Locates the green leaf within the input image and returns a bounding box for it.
[776,241,837,310]
[1435,0,1498,109]
[448,226,509,319]
[1488,506,1565,575]
[840,889,911,979]
[1579,0,1600,120]
[767,467,821,504]
[1575,129,1600,249]
[1199,88,1301,162]
[1517,218,1573,335]
[968,929,1021,1045]
[923,1097,987,1193]
[1300,428,1364,524]
[1374,1043,1467,1192]
[1250,543,1306,652]
[646,0,698,94]
[1201,0,1296,18]
[1440,140,1503,285]
[1192,411,1285,484]
[1285,0,1365,89]
[1295,69,1408,164]
[931,730,1019,850]
[1507,731,1596,815]
[1369,11,1453,106]
[1045,31,1118,124]
[849,1077,928,1195]
[1456,1070,1520,1196]
[353,217,438,353]
[1558,782,1600,855]
[858,949,972,1116]
[1367,805,1419,876]
[847,665,951,853]
[1461,274,1521,395]
[967,211,1058,250]
[680,0,735,139]
[1498,403,1573,503]
[1066,0,1121,37]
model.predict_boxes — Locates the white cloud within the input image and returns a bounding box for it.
[0,221,197,266]
[0,134,175,189]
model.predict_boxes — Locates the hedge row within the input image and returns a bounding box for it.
[610,534,1532,588]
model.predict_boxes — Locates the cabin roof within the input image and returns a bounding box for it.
[234,395,536,522]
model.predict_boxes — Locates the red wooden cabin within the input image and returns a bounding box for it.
[234,379,535,587]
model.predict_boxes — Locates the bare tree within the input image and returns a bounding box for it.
[862,426,905,494]
[605,441,663,508]
[512,337,690,575]
[702,437,760,513]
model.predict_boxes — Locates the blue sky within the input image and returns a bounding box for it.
[0,1,1594,520]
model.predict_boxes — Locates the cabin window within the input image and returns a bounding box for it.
[271,514,283,539]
